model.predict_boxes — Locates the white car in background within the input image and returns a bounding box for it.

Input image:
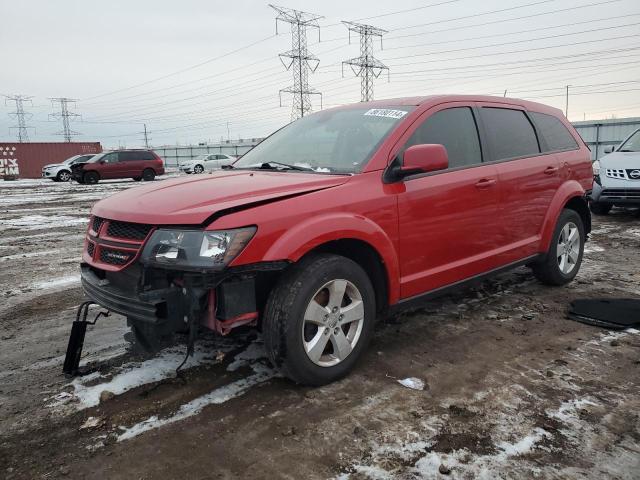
[42,154,96,182]
[180,153,236,174]
[590,127,640,214]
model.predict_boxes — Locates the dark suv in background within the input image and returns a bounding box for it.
[71,149,164,184]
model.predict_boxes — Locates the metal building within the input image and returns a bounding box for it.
[571,117,640,160]
[152,138,263,168]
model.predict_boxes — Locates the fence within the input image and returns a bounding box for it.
[152,139,263,167]
[572,117,640,160]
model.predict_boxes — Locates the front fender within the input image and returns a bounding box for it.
[539,180,587,252]
[263,213,401,305]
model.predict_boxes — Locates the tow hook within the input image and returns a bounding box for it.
[62,301,110,377]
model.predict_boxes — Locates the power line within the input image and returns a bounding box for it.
[342,21,389,102]
[4,94,34,142]
[49,98,81,142]
[82,34,278,101]
[271,4,324,120]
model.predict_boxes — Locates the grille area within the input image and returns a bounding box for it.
[106,220,153,241]
[601,188,640,199]
[100,247,133,266]
[92,216,104,233]
[87,241,95,257]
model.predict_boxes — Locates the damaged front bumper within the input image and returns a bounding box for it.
[80,260,289,335]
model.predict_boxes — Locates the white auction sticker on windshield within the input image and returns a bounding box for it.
[364,108,408,119]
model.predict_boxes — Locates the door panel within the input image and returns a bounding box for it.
[478,104,560,260]
[398,164,502,298]
[393,104,504,299]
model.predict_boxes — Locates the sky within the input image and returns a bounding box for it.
[1,0,640,148]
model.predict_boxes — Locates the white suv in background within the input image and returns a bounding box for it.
[42,154,96,182]
[180,153,236,174]
[590,128,640,214]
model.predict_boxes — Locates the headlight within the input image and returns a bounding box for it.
[140,227,256,270]
[592,160,600,176]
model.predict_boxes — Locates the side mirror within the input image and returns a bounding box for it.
[603,145,615,154]
[401,144,449,176]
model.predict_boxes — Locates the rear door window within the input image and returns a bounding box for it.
[402,107,482,169]
[529,112,578,152]
[481,108,540,161]
[139,151,156,160]
[119,151,138,162]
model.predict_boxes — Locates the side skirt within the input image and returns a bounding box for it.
[388,254,543,315]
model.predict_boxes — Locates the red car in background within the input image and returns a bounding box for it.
[71,149,164,184]
[79,95,592,385]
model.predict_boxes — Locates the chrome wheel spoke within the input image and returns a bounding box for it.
[330,329,352,361]
[328,279,347,309]
[339,300,364,325]
[304,299,329,326]
[305,329,331,363]
[568,248,579,264]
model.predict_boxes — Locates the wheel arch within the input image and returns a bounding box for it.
[261,214,400,306]
[539,181,590,252]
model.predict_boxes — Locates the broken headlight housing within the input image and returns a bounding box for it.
[140,226,256,270]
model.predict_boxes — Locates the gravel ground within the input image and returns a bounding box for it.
[0,178,639,480]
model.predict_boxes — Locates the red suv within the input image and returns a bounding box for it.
[80,96,592,385]
[71,149,164,184]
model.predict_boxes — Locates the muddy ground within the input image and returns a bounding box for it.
[0,178,639,480]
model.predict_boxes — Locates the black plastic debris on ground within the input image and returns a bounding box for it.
[568,298,640,330]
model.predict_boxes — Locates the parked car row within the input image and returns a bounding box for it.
[42,149,239,184]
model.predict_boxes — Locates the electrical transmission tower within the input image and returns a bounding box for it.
[270,4,323,120]
[342,21,389,102]
[4,94,34,142]
[49,97,81,142]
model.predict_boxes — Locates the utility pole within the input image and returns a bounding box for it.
[49,97,81,142]
[4,94,34,142]
[142,123,150,148]
[342,21,389,102]
[565,85,570,118]
[270,4,323,120]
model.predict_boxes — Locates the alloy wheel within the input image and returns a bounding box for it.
[194,165,204,174]
[302,279,364,367]
[556,221,580,275]
[58,171,71,182]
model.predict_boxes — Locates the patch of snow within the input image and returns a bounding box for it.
[0,248,64,262]
[31,275,80,290]
[117,364,274,441]
[0,214,87,231]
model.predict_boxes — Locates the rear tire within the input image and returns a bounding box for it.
[142,168,156,181]
[56,170,72,182]
[83,171,99,184]
[532,209,585,286]
[589,201,612,215]
[263,253,376,386]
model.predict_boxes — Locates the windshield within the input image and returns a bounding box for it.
[618,130,640,152]
[233,106,414,173]
[63,156,80,165]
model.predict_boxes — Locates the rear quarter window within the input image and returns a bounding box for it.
[481,107,540,161]
[529,112,578,152]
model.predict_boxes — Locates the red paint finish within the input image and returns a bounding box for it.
[0,142,102,178]
[87,95,592,307]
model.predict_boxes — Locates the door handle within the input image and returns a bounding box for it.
[475,178,496,189]
[544,166,559,175]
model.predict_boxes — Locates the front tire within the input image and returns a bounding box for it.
[263,253,376,386]
[193,164,204,174]
[589,201,612,215]
[533,209,585,286]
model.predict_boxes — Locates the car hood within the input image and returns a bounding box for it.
[91,170,351,225]
[43,163,65,169]
[599,151,640,169]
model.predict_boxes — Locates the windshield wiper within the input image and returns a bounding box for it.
[259,161,314,171]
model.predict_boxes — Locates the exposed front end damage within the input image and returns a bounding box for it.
[77,214,289,357]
